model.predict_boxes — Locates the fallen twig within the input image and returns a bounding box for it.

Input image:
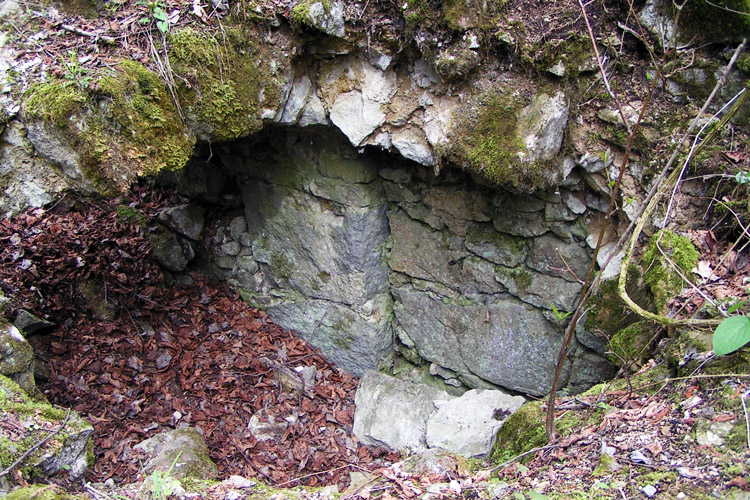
[61,23,116,44]
[489,444,559,473]
[0,408,72,479]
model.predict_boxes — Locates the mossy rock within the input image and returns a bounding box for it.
[609,320,660,368]
[580,271,648,352]
[675,0,750,43]
[444,90,532,189]
[0,375,94,484]
[664,328,713,376]
[641,230,699,314]
[23,60,195,194]
[5,485,90,500]
[167,25,282,142]
[490,400,547,463]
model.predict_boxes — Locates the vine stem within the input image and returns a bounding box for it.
[545,0,656,441]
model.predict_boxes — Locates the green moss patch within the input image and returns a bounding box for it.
[167,26,281,141]
[641,230,699,314]
[445,91,542,189]
[609,320,659,368]
[24,60,195,194]
[490,400,547,463]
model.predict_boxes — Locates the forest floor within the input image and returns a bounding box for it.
[0,183,749,500]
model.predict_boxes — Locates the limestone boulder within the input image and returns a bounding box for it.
[426,389,526,457]
[157,203,206,240]
[133,427,218,480]
[353,371,454,451]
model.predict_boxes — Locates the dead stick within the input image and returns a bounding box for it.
[61,24,116,44]
[0,408,71,479]
[489,444,559,473]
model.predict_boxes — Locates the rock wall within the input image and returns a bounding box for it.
[200,128,615,396]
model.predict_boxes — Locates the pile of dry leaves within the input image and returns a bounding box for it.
[0,185,399,491]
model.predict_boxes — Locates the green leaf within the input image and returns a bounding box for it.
[157,20,169,32]
[727,299,749,315]
[153,8,168,20]
[713,315,750,356]
[513,493,526,500]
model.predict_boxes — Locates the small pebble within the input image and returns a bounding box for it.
[641,484,657,498]
[630,449,651,465]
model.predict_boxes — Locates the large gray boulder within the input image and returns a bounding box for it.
[353,371,454,452]
[425,389,526,457]
[134,427,218,480]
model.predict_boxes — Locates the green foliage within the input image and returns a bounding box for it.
[61,50,93,89]
[149,451,183,500]
[138,0,171,33]
[550,303,571,325]
[713,314,750,356]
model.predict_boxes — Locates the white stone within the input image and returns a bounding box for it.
[369,51,392,71]
[298,92,328,127]
[597,242,625,281]
[353,371,454,452]
[425,389,526,457]
[330,91,385,145]
[392,129,435,166]
[517,91,569,163]
[412,59,439,88]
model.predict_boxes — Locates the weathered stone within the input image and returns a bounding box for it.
[638,0,676,50]
[567,349,617,394]
[0,375,94,480]
[494,265,582,312]
[150,230,195,272]
[425,389,526,457]
[278,75,312,125]
[221,241,241,256]
[391,286,571,396]
[353,370,454,451]
[134,427,218,480]
[517,91,569,164]
[330,91,385,146]
[392,128,435,166]
[25,120,86,183]
[527,234,590,282]
[0,321,35,395]
[228,216,248,240]
[13,309,54,335]
[258,293,393,376]
[157,204,206,240]
[466,225,528,267]
[247,412,288,441]
[0,121,70,219]
[388,210,469,290]
[423,186,491,223]
[492,210,548,237]
[299,1,345,37]
[561,190,587,214]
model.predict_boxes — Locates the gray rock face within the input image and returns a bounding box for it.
[353,371,453,451]
[13,309,54,335]
[392,285,570,395]
[330,91,385,145]
[0,320,35,395]
[134,427,218,480]
[158,203,206,240]
[426,389,526,457]
[203,130,615,395]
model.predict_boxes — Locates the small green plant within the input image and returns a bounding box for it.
[735,170,750,184]
[138,0,171,33]
[713,298,750,356]
[148,451,182,500]
[62,50,93,89]
[550,303,572,325]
